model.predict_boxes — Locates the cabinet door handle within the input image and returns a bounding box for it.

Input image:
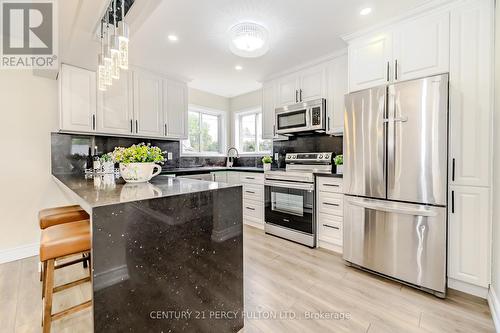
[273,125,276,137]
[327,116,331,132]
[164,123,167,136]
[387,61,390,82]
[135,120,138,133]
[451,190,455,214]
[452,158,456,182]
[130,119,133,133]
[323,202,340,207]
[324,184,339,187]
[395,59,399,80]
[246,207,255,211]
[323,224,340,230]
[246,191,256,194]
[295,90,299,103]
[92,114,96,130]
[299,89,303,102]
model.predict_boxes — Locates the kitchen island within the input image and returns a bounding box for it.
[53,173,244,332]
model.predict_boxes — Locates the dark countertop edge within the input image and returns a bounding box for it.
[161,167,264,176]
[52,174,243,213]
[314,173,343,178]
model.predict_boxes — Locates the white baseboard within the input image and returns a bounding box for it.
[0,243,39,264]
[318,240,343,254]
[488,286,500,333]
[243,220,264,230]
[448,278,488,299]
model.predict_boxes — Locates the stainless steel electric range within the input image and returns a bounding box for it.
[264,152,334,247]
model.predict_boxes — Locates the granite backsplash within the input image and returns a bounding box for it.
[51,132,266,174]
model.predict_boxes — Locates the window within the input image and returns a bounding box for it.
[235,109,272,154]
[182,107,225,155]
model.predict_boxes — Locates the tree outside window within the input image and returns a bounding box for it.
[183,109,223,154]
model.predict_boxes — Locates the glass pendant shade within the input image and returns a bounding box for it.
[118,21,129,69]
[110,33,120,79]
[97,54,107,91]
[103,31,113,86]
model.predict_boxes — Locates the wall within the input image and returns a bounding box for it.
[0,71,71,262]
[189,87,230,112]
[491,0,500,327]
[228,89,262,149]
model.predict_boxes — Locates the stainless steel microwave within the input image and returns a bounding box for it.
[275,98,326,135]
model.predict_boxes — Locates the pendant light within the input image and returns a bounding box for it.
[97,20,108,91]
[117,0,129,69]
[110,0,120,79]
[103,7,113,86]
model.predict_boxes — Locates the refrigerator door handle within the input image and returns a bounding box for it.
[346,196,439,217]
[394,116,408,123]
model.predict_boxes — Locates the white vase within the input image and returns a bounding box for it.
[120,182,162,202]
[336,165,343,174]
[119,162,162,183]
[263,163,272,171]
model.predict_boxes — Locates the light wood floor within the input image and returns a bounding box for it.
[0,225,495,333]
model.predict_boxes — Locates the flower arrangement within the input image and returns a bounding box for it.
[261,156,273,164]
[111,143,165,164]
[100,152,113,163]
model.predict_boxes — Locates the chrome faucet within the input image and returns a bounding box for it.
[226,147,239,167]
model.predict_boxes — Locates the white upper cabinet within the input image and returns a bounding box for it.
[298,65,326,102]
[132,70,164,137]
[276,75,299,107]
[348,32,392,92]
[448,185,490,287]
[393,11,450,82]
[97,71,133,135]
[60,64,96,132]
[262,81,276,140]
[326,55,348,135]
[449,0,493,188]
[164,80,188,139]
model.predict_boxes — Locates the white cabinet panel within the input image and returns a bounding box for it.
[449,0,493,188]
[60,64,96,132]
[348,33,392,92]
[211,171,227,183]
[97,71,132,135]
[299,65,326,102]
[164,80,188,139]
[326,55,348,135]
[448,185,490,287]
[227,172,241,185]
[262,81,276,139]
[133,70,163,137]
[393,12,450,81]
[276,75,299,107]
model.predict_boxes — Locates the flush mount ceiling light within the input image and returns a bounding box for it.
[168,34,178,42]
[235,65,243,71]
[360,7,372,15]
[229,22,269,58]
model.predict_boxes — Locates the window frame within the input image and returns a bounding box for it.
[234,107,272,156]
[181,105,227,156]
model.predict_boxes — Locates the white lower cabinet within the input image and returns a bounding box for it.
[211,171,265,229]
[316,176,344,253]
[448,185,490,290]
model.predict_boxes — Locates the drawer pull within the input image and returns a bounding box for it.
[323,202,340,207]
[246,207,256,211]
[245,177,255,180]
[324,184,340,187]
[323,224,340,230]
[245,191,256,194]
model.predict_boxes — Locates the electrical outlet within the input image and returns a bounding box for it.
[167,152,173,160]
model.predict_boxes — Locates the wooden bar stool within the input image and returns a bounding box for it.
[40,219,92,333]
[38,205,90,280]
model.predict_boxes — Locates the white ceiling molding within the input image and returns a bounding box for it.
[342,0,458,41]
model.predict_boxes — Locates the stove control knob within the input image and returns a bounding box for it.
[318,154,323,159]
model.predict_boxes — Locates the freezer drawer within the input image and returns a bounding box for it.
[343,196,446,295]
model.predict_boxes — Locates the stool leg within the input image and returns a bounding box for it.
[42,261,47,298]
[43,259,55,333]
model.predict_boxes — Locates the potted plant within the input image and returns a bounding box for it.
[111,143,165,183]
[100,153,115,174]
[334,154,343,174]
[262,155,273,171]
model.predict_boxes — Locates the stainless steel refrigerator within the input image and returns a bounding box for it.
[343,73,448,297]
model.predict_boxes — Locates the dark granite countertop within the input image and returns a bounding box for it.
[161,166,264,176]
[314,173,343,178]
[53,173,241,211]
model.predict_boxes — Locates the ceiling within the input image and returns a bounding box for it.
[61,0,432,98]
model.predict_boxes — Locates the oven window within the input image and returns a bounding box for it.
[277,110,307,130]
[265,185,314,234]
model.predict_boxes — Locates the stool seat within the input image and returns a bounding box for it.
[40,220,90,262]
[39,205,89,229]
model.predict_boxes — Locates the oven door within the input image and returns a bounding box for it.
[264,180,315,234]
[276,109,309,134]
